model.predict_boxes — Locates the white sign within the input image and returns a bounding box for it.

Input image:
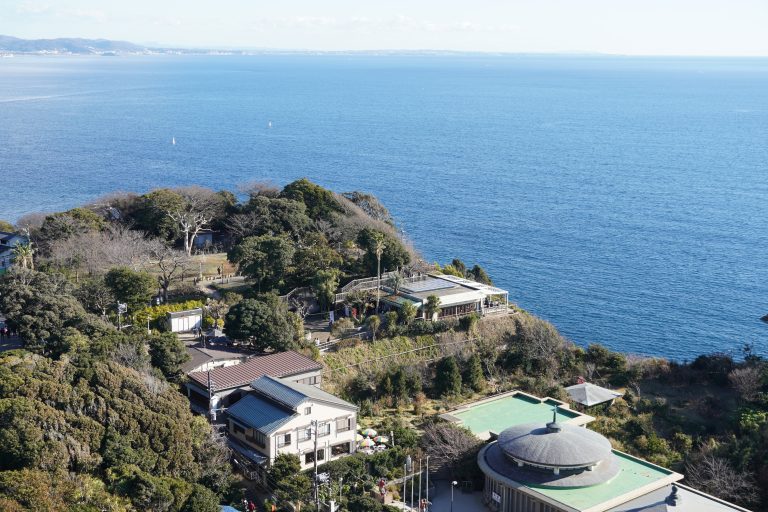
[492,492,501,503]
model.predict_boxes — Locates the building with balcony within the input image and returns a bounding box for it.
[225,375,358,476]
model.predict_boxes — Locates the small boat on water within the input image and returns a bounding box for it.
[267,121,273,129]
[172,137,176,145]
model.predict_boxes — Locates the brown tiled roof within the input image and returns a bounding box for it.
[188,350,322,391]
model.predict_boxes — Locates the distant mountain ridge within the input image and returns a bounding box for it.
[0,35,149,54]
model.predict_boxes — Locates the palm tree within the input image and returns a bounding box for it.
[425,294,441,321]
[387,271,404,295]
[12,242,34,270]
[373,234,386,314]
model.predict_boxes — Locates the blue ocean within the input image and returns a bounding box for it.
[1,54,766,360]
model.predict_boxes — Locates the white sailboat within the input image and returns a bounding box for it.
[267,121,273,129]
[172,137,176,145]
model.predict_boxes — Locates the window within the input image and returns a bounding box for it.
[246,429,266,448]
[304,449,325,464]
[331,443,350,457]
[304,406,312,415]
[299,426,312,441]
[232,422,245,435]
[318,422,331,437]
[277,433,292,448]
[335,417,352,432]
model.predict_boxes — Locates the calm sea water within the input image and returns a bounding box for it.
[1,55,767,360]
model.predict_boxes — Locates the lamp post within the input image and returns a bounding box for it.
[425,456,430,511]
[450,481,458,512]
[339,477,343,506]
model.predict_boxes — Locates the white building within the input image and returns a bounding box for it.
[226,375,358,477]
[166,308,203,333]
[0,232,28,273]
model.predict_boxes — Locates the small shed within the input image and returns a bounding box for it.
[565,382,623,408]
[167,308,203,333]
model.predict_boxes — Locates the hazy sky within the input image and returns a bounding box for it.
[3,0,768,56]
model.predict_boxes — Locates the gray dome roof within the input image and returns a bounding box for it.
[498,422,612,469]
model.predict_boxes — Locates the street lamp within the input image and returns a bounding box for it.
[450,481,458,512]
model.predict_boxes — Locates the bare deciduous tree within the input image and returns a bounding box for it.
[685,453,758,505]
[164,186,220,256]
[48,225,155,276]
[421,422,482,475]
[728,366,765,401]
[149,241,191,302]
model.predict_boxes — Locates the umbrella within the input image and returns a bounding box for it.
[356,433,365,442]
[359,438,376,448]
[374,435,389,444]
[361,428,378,437]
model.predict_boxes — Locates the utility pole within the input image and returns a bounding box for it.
[426,456,430,511]
[418,458,422,511]
[207,371,216,423]
[312,420,319,512]
[375,236,385,314]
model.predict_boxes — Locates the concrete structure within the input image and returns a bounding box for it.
[336,273,509,320]
[226,375,357,475]
[186,350,323,415]
[166,308,203,333]
[476,394,751,512]
[0,232,28,273]
[441,391,593,440]
[565,382,623,408]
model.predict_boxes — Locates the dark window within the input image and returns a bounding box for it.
[304,406,312,415]
[331,443,350,457]
[232,422,245,435]
[305,451,315,464]
[317,449,325,461]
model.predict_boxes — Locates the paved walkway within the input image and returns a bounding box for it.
[394,480,486,512]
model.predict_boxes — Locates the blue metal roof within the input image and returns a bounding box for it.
[250,375,311,409]
[226,393,296,434]
[250,375,357,411]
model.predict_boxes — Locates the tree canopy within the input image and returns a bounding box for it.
[224,295,295,352]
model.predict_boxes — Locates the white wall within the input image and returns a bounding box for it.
[229,399,357,470]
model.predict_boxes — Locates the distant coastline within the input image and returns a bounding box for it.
[3,34,767,58]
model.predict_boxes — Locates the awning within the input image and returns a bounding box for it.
[228,438,267,465]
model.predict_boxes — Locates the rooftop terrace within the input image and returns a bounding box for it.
[441,391,593,439]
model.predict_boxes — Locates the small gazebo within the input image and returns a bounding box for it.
[565,382,623,408]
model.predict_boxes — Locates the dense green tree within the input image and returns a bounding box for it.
[367,315,382,342]
[228,234,294,292]
[0,269,92,355]
[464,353,485,392]
[104,266,156,312]
[291,233,342,286]
[424,295,441,321]
[75,276,115,316]
[451,258,467,276]
[0,220,14,233]
[148,332,190,382]
[131,189,184,242]
[268,453,301,484]
[224,295,295,352]
[435,356,462,397]
[469,264,493,285]
[398,301,417,325]
[281,178,342,220]
[182,484,219,512]
[357,228,411,276]
[312,269,340,311]
[231,196,311,242]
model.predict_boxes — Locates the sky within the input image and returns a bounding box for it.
[2,0,768,56]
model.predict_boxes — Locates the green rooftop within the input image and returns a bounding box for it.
[443,391,592,438]
[530,451,678,511]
